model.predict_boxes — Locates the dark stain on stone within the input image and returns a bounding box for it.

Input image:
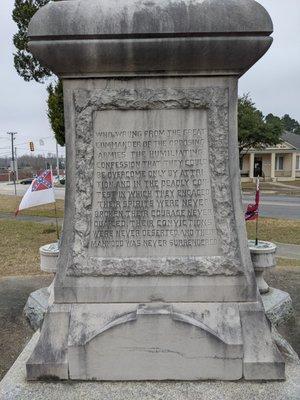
[37,375,61,381]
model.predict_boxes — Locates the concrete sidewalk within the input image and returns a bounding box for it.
[271,182,300,191]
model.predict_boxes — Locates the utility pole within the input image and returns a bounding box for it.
[56,141,60,181]
[15,147,19,182]
[7,132,18,195]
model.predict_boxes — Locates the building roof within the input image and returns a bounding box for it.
[282,132,300,150]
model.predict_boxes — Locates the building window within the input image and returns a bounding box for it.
[275,155,284,171]
[296,156,300,171]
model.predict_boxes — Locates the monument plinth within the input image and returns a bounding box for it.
[26,0,285,381]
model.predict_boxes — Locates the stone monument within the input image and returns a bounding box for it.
[26,0,285,381]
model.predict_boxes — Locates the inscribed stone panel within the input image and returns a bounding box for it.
[89,109,219,258]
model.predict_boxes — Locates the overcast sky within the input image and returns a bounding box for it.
[0,0,299,157]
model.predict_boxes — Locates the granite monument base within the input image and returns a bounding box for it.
[26,301,284,381]
[1,333,299,400]
[24,76,285,381]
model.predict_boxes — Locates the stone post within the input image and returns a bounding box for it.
[26,0,285,381]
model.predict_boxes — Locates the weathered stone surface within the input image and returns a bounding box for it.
[25,0,283,382]
[27,0,273,77]
[24,287,50,331]
[27,301,287,381]
[90,108,218,258]
[70,87,242,278]
[68,303,243,380]
[249,240,277,293]
[54,275,255,304]
[248,241,277,269]
[1,333,300,400]
[26,305,70,381]
[263,287,294,326]
[70,256,242,277]
[40,242,59,273]
[28,0,273,36]
[27,303,250,381]
[272,326,299,364]
[240,310,285,380]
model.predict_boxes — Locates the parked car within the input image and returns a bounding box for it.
[20,178,34,185]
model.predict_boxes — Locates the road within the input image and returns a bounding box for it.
[242,194,300,220]
[0,182,299,220]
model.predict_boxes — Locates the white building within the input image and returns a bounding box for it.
[240,132,300,182]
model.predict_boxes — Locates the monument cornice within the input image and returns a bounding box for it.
[28,0,273,78]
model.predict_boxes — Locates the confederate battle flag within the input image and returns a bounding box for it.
[15,170,55,216]
[245,177,260,221]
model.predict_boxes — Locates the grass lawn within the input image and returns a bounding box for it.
[0,194,64,218]
[277,258,300,267]
[246,217,300,245]
[277,180,300,187]
[0,220,59,277]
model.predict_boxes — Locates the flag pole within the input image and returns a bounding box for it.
[50,166,60,241]
[54,200,60,241]
[255,211,259,246]
[255,176,260,246]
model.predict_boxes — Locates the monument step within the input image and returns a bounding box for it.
[1,332,299,400]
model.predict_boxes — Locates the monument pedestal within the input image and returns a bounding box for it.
[27,302,284,381]
[26,0,285,381]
